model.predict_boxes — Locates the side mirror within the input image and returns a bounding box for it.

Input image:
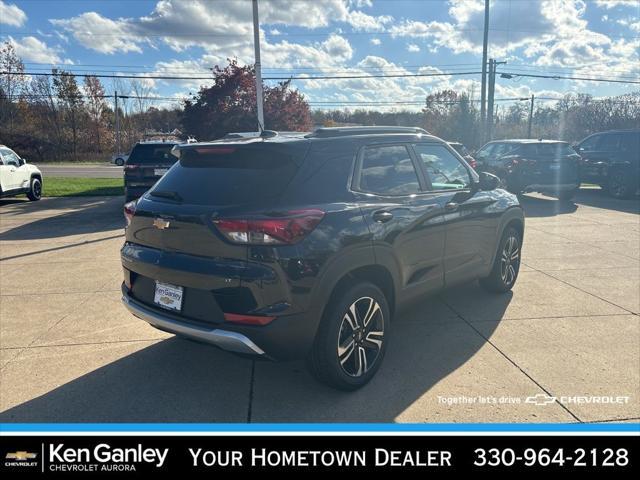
[478,171,500,191]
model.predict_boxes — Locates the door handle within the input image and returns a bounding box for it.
[445,202,459,211]
[372,210,394,223]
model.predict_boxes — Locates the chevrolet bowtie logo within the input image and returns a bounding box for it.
[6,451,37,460]
[525,393,557,406]
[153,218,171,230]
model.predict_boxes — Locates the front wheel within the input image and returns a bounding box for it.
[556,187,579,201]
[27,177,42,201]
[115,158,125,166]
[480,226,521,293]
[308,282,389,390]
[608,170,635,199]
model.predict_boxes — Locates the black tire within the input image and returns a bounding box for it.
[27,177,42,201]
[556,187,578,201]
[608,169,634,199]
[308,282,390,390]
[480,226,521,293]
[115,158,125,166]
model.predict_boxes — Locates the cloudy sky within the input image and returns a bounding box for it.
[1,0,638,110]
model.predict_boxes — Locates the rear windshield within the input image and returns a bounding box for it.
[519,143,575,156]
[149,144,303,205]
[128,144,176,164]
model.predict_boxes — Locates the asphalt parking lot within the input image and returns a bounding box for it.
[0,189,638,423]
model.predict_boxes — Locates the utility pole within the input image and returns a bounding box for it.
[486,59,495,142]
[114,90,120,155]
[479,0,490,141]
[252,0,265,132]
[486,59,506,142]
[527,94,535,138]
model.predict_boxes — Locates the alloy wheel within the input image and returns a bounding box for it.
[337,296,385,377]
[33,180,41,198]
[609,172,626,198]
[500,235,520,286]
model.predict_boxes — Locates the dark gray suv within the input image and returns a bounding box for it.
[577,129,640,199]
[121,127,524,390]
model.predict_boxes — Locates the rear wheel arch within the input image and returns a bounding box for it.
[323,265,396,322]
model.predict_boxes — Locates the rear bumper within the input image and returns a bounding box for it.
[121,284,318,360]
[122,292,266,356]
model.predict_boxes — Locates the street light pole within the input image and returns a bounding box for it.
[527,94,535,138]
[486,59,496,141]
[479,0,490,142]
[114,90,120,155]
[252,0,265,132]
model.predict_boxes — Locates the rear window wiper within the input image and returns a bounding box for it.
[149,190,183,202]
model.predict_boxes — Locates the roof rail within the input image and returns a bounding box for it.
[307,126,430,138]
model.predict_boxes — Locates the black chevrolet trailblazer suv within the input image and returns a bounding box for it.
[121,127,524,390]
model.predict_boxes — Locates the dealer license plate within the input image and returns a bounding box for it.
[153,281,183,311]
[154,168,168,176]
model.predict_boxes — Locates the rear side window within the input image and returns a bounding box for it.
[150,144,301,205]
[413,144,471,190]
[598,134,622,151]
[357,145,420,196]
[620,132,639,152]
[537,143,575,157]
[128,144,176,164]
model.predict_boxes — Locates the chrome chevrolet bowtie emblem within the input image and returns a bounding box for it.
[153,218,171,230]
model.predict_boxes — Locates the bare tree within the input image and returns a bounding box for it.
[0,41,27,132]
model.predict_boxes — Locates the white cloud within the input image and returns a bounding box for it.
[7,36,67,64]
[594,1,640,9]
[0,1,27,27]
[370,38,381,45]
[346,10,392,31]
[50,12,143,54]
[321,34,353,61]
[407,43,421,52]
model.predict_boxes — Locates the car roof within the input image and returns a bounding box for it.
[135,140,179,146]
[177,127,443,152]
[488,139,569,144]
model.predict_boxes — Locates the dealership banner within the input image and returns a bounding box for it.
[1,434,637,475]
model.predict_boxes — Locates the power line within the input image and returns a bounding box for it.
[0,70,483,81]
[499,71,640,85]
[4,69,639,84]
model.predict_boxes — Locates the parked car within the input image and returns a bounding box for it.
[448,141,477,169]
[123,141,179,202]
[120,126,524,390]
[474,139,581,200]
[576,129,640,199]
[111,153,129,166]
[0,145,43,201]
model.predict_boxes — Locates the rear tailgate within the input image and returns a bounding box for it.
[524,143,580,184]
[124,143,178,186]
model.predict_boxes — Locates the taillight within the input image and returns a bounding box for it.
[213,209,325,245]
[467,157,477,169]
[124,200,137,227]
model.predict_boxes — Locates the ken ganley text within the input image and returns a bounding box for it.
[190,448,452,468]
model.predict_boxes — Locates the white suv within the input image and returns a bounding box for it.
[0,145,43,201]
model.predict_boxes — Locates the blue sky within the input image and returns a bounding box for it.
[1,0,639,111]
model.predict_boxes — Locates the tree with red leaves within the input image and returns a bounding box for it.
[182,59,312,140]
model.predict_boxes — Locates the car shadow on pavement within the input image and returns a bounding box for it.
[518,188,639,219]
[571,188,640,214]
[0,197,123,241]
[518,194,578,218]
[0,284,512,423]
